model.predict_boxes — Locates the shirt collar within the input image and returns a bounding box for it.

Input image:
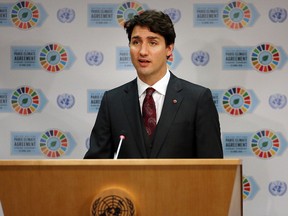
[137,70,170,97]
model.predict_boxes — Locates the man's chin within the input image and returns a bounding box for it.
[136,69,152,76]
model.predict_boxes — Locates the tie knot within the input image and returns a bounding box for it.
[146,87,155,96]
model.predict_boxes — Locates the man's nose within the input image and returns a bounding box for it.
[139,43,148,55]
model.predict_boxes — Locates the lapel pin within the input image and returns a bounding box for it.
[172,99,177,104]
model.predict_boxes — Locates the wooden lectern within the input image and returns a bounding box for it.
[0,159,242,216]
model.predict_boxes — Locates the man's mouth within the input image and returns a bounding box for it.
[138,59,150,64]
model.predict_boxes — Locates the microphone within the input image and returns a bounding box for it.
[113,133,126,159]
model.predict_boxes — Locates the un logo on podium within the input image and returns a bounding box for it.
[90,188,136,216]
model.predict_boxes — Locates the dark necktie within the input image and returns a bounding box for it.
[142,87,156,137]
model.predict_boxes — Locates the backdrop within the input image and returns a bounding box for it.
[1,0,288,215]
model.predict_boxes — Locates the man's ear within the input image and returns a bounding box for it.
[166,44,174,58]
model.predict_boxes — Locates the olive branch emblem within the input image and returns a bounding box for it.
[126,198,135,215]
[91,197,101,216]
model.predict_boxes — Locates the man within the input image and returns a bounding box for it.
[84,10,223,159]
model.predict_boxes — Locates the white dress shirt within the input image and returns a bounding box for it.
[137,70,170,123]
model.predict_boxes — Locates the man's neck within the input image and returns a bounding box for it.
[138,69,168,86]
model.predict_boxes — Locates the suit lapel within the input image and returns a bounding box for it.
[122,79,148,157]
[150,74,184,157]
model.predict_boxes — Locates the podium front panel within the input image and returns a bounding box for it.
[0,159,242,216]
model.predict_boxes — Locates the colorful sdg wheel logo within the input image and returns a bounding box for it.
[116,1,145,26]
[39,43,68,72]
[11,86,40,115]
[11,1,40,30]
[222,87,251,116]
[243,176,251,200]
[222,0,251,30]
[39,129,68,158]
[250,129,280,159]
[251,43,280,73]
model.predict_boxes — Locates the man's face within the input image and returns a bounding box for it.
[129,25,174,85]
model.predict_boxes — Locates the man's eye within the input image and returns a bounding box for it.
[149,41,157,46]
[132,41,139,45]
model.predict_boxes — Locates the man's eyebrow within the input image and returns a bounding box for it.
[147,36,159,40]
[131,36,160,40]
[131,36,141,40]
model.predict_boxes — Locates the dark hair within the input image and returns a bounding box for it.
[124,10,176,46]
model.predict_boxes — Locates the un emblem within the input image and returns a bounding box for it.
[86,51,104,66]
[269,7,287,23]
[164,8,181,24]
[57,8,75,23]
[191,51,209,66]
[269,93,287,109]
[269,181,287,196]
[90,188,136,216]
[57,93,75,109]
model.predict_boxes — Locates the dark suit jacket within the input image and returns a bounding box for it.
[84,72,223,159]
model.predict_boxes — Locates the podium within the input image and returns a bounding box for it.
[0,159,242,216]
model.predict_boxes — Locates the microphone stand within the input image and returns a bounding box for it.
[113,135,125,159]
